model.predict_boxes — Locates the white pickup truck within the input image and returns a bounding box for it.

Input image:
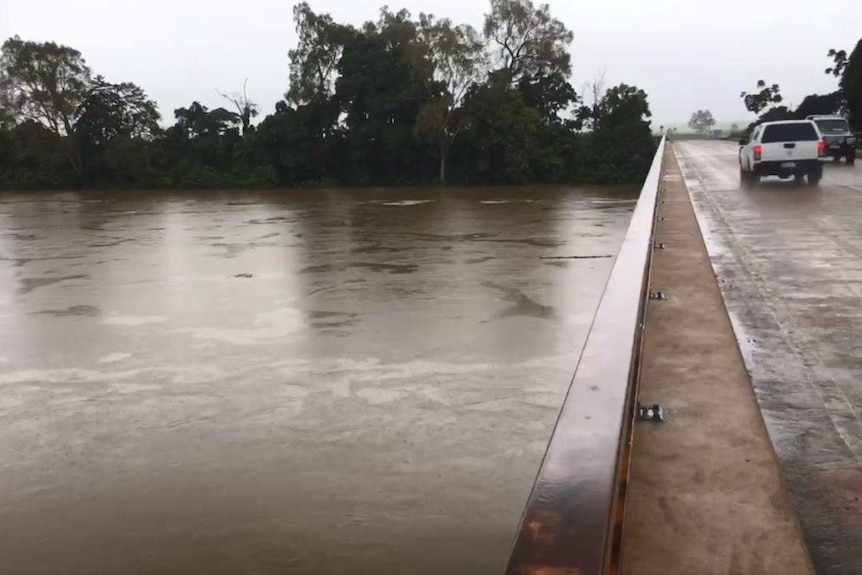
[739,120,825,187]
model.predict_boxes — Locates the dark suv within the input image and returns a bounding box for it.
[808,115,856,165]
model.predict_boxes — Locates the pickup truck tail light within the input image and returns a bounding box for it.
[818,141,826,158]
[754,145,762,161]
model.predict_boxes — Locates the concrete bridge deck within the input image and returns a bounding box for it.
[623,146,813,575]
[670,141,862,574]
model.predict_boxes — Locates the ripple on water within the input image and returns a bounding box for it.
[177,308,305,345]
[382,200,434,206]
[480,200,535,205]
[102,315,168,326]
[98,353,132,364]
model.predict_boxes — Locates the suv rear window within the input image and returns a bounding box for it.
[814,119,850,133]
[762,123,819,143]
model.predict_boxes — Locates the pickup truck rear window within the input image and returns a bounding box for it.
[814,119,850,133]
[762,123,819,143]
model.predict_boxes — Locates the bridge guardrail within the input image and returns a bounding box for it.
[505,136,667,575]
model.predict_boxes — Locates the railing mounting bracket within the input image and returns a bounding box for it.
[638,403,666,422]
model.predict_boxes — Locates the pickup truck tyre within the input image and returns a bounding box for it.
[808,168,822,186]
[740,167,756,188]
[848,152,856,166]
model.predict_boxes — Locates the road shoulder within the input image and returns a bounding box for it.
[621,145,813,575]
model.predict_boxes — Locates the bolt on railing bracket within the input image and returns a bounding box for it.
[638,403,666,422]
[649,290,668,301]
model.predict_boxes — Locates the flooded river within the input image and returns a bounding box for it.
[0,185,636,575]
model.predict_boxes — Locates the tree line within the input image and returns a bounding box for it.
[0,0,657,191]
[688,110,716,134]
[739,37,862,131]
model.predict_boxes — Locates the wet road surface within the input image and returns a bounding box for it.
[675,141,862,574]
[0,186,636,575]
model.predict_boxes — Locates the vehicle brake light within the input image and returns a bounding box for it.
[818,141,826,158]
[754,145,762,161]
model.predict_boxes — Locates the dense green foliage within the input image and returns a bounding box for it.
[0,0,656,190]
[740,81,784,116]
[739,36,862,133]
[842,38,862,131]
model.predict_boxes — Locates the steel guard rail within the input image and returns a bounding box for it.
[505,136,667,575]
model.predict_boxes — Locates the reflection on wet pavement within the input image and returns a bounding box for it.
[0,186,635,574]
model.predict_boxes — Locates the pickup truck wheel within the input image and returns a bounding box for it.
[848,152,856,166]
[740,167,753,189]
[808,172,822,186]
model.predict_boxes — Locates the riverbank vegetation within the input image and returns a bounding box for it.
[0,0,656,190]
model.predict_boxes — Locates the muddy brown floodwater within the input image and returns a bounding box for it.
[0,185,636,575]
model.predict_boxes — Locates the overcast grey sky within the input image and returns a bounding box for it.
[3,0,860,127]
